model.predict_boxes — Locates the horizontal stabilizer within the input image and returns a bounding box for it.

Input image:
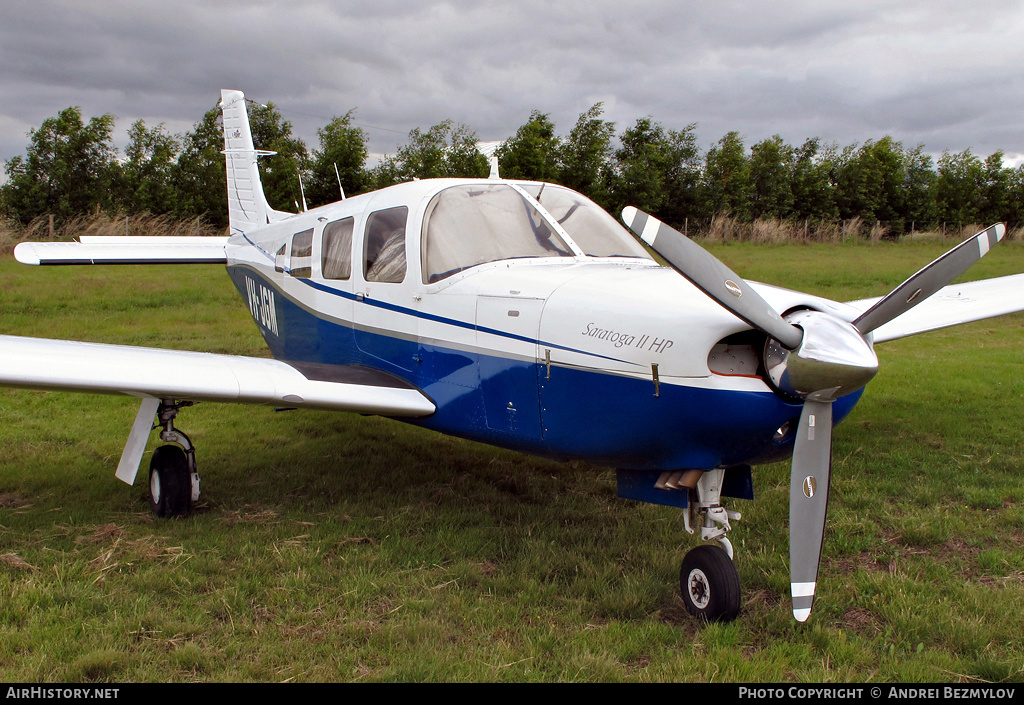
[14,237,229,265]
[0,334,435,418]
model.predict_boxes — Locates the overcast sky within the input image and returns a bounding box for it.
[3,0,1024,176]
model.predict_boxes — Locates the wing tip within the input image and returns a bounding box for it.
[13,243,41,265]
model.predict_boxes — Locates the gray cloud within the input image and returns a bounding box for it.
[2,0,1023,175]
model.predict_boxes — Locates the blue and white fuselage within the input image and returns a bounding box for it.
[224,176,861,473]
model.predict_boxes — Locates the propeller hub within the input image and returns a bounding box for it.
[765,310,878,402]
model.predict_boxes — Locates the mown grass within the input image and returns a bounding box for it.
[0,240,1022,683]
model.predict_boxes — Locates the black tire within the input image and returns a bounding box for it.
[679,544,741,622]
[149,445,192,518]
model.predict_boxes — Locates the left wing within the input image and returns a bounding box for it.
[13,236,229,265]
[0,334,435,416]
[845,273,1024,343]
[0,333,435,485]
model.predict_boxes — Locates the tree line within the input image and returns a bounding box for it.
[3,99,1022,234]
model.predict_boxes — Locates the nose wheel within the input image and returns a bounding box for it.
[680,544,741,621]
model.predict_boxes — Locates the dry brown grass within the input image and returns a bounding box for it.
[0,213,225,254]
[691,216,1017,244]
[700,215,851,243]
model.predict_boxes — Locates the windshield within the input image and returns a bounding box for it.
[522,184,652,259]
[421,184,573,283]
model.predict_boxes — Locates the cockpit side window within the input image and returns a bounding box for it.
[289,229,313,278]
[321,217,354,280]
[364,206,408,283]
[421,184,573,284]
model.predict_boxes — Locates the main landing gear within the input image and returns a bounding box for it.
[675,467,742,621]
[148,400,200,518]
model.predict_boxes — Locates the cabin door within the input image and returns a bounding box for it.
[475,296,544,439]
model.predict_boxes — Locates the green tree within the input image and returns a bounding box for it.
[935,149,985,227]
[370,120,488,187]
[980,151,1011,225]
[790,138,838,222]
[835,137,907,227]
[307,111,368,208]
[748,135,795,220]
[556,103,616,208]
[121,120,180,214]
[495,111,559,181]
[658,124,703,226]
[248,102,309,212]
[171,105,226,225]
[703,132,751,220]
[1003,165,1024,227]
[2,107,119,223]
[610,118,701,225]
[902,144,936,230]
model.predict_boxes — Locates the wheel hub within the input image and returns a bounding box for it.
[150,468,162,504]
[687,568,711,609]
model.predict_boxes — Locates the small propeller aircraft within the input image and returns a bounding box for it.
[5,90,1024,623]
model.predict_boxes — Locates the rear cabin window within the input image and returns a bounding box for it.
[289,229,313,278]
[420,184,573,283]
[364,206,408,283]
[321,217,354,280]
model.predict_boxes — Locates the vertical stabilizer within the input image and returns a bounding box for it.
[220,89,274,234]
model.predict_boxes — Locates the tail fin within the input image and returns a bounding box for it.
[220,89,278,234]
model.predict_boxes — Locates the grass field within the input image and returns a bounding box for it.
[0,240,1022,683]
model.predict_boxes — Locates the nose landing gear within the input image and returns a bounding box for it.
[679,467,742,621]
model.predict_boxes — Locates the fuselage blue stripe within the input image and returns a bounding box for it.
[292,274,638,366]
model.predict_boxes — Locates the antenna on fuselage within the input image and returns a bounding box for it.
[333,163,347,201]
[298,172,309,212]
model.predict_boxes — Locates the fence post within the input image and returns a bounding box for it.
[48,214,54,241]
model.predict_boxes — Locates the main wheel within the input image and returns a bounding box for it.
[680,544,741,622]
[149,445,192,518]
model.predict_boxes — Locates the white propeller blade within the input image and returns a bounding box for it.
[854,224,1005,335]
[788,399,832,622]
